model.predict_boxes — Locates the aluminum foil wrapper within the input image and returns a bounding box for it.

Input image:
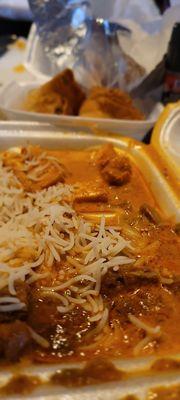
[28,0,144,90]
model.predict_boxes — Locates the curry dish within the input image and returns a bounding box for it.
[0,144,179,365]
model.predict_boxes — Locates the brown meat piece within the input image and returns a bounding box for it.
[101,267,158,299]
[28,291,91,357]
[0,321,31,361]
[110,285,168,325]
[102,157,131,186]
[23,69,86,116]
[101,269,172,325]
[74,186,108,203]
[97,144,132,186]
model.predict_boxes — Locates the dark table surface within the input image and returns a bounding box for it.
[0,17,31,37]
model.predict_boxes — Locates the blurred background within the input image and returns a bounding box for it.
[0,0,179,38]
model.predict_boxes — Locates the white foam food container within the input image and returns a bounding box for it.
[0,80,163,140]
[151,102,180,182]
[19,22,164,139]
[0,108,179,399]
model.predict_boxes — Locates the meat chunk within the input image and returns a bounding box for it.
[74,185,108,203]
[0,321,31,361]
[101,269,171,325]
[109,285,168,325]
[97,144,117,169]
[102,157,131,186]
[28,292,90,358]
[97,144,132,186]
[101,267,158,299]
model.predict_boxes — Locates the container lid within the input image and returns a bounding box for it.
[151,101,180,184]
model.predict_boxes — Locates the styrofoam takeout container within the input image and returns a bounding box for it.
[0,80,163,140]
[0,105,179,399]
[151,101,180,182]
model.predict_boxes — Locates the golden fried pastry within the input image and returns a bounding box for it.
[79,86,144,120]
[23,69,86,115]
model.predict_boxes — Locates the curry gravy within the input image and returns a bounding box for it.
[50,147,158,214]
[0,145,179,366]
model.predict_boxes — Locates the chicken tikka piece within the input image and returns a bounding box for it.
[96,144,132,186]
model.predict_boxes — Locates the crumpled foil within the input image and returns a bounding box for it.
[28,0,143,90]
